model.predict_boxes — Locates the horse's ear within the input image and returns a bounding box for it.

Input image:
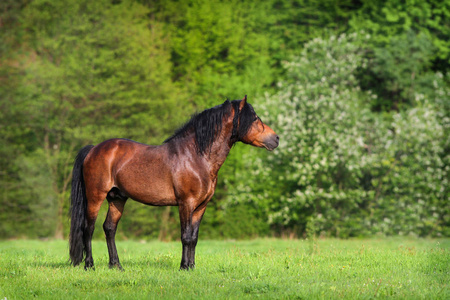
[239,95,247,111]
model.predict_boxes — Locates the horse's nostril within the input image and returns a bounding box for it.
[276,135,279,141]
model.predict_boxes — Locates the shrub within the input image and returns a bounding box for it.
[228,33,448,237]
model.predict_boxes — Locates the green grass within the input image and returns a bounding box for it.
[0,238,448,299]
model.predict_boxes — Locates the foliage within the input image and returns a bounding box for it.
[0,238,448,299]
[348,0,450,111]
[0,0,183,238]
[146,0,273,107]
[0,0,449,239]
[349,0,450,72]
[359,31,438,111]
[230,32,449,238]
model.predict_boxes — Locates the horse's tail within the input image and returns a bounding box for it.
[69,145,94,266]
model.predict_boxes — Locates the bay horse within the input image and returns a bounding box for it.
[69,96,279,270]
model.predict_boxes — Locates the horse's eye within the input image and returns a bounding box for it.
[253,117,258,122]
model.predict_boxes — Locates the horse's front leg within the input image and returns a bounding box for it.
[178,202,194,270]
[187,205,207,268]
[178,202,207,270]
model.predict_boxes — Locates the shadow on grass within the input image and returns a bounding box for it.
[122,254,178,270]
[31,260,71,269]
[31,255,179,271]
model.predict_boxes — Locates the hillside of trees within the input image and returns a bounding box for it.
[1,0,448,239]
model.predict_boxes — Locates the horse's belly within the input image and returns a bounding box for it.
[116,172,177,206]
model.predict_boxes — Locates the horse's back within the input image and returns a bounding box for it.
[83,138,177,205]
[84,138,157,175]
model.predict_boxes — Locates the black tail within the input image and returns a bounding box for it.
[69,145,94,266]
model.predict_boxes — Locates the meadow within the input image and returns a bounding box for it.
[0,238,448,299]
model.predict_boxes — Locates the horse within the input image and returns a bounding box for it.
[69,96,279,270]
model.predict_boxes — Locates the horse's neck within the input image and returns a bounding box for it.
[204,119,235,176]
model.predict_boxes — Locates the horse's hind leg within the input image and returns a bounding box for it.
[104,191,127,270]
[84,191,106,270]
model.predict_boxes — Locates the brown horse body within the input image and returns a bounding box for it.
[69,97,278,270]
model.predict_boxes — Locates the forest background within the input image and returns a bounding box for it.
[0,0,448,240]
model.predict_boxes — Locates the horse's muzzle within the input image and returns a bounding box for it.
[263,134,279,151]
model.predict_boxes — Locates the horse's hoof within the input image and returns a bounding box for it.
[109,263,124,271]
[179,264,195,271]
[84,265,95,271]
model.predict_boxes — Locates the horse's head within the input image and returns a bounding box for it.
[234,96,279,151]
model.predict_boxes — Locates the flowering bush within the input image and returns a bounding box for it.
[228,33,448,237]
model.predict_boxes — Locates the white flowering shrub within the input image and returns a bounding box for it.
[228,33,449,237]
[361,103,447,237]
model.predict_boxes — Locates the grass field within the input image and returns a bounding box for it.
[0,238,448,299]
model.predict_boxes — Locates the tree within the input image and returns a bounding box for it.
[0,0,183,238]
[349,0,450,74]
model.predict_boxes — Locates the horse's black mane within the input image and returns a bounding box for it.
[164,99,257,155]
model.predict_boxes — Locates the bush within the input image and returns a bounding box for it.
[228,33,448,238]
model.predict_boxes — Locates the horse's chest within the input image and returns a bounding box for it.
[205,177,217,200]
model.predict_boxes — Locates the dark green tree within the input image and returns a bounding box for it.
[0,0,183,238]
